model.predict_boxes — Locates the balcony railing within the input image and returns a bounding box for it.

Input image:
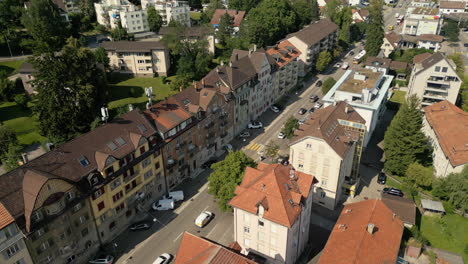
[123,170,139,183]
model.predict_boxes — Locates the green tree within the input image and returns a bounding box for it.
[315,50,332,72]
[78,0,96,19]
[443,20,459,42]
[0,126,18,157]
[264,141,279,158]
[1,143,21,171]
[204,0,224,18]
[324,0,341,23]
[188,0,202,9]
[291,0,313,27]
[282,116,299,139]
[147,6,163,33]
[110,22,131,41]
[405,162,433,188]
[217,13,234,45]
[208,151,257,211]
[311,0,320,22]
[21,0,69,54]
[390,48,433,63]
[322,77,336,95]
[31,38,106,142]
[350,22,367,42]
[94,47,110,71]
[432,165,468,213]
[14,94,30,109]
[0,76,17,101]
[383,95,430,176]
[228,0,262,11]
[365,0,384,56]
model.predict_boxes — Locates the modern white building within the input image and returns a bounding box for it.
[407,52,462,107]
[422,101,468,177]
[402,7,442,36]
[229,163,315,264]
[142,0,191,27]
[322,69,394,147]
[439,1,467,14]
[95,0,150,33]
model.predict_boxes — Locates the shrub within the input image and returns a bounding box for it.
[14,94,30,109]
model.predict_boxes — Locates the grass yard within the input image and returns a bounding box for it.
[0,60,26,75]
[389,90,406,105]
[190,12,202,20]
[107,75,178,110]
[420,214,468,262]
[0,101,45,146]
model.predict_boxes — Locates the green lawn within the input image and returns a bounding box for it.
[190,12,202,20]
[389,90,406,105]
[107,75,178,109]
[0,60,26,75]
[0,101,45,146]
[420,214,468,262]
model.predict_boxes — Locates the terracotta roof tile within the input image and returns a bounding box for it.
[424,101,468,167]
[0,202,14,229]
[145,97,192,133]
[287,19,338,46]
[385,32,401,48]
[266,40,301,68]
[229,163,315,227]
[381,194,416,225]
[210,9,246,27]
[319,200,404,264]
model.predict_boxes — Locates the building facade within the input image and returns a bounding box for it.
[102,41,170,76]
[229,163,315,264]
[422,101,468,177]
[439,1,467,14]
[289,102,366,210]
[407,52,461,107]
[95,0,150,33]
[142,0,191,27]
[381,32,402,58]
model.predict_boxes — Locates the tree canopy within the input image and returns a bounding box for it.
[216,13,234,46]
[291,0,314,27]
[365,0,384,56]
[208,151,257,211]
[442,20,459,42]
[315,50,332,72]
[282,116,299,139]
[405,162,433,188]
[31,38,106,142]
[432,165,468,214]
[147,6,163,33]
[228,0,262,11]
[0,126,18,158]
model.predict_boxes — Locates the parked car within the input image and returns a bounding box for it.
[277,155,289,165]
[315,80,323,87]
[224,144,233,152]
[383,187,403,197]
[464,43,468,47]
[164,191,184,202]
[202,159,217,169]
[89,255,114,264]
[342,62,349,70]
[153,253,172,264]
[334,63,341,68]
[309,95,319,102]
[270,105,280,113]
[377,172,386,185]
[195,211,213,227]
[314,102,323,109]
[152,199,175,211]
[298,108,307,115]
[278,132,286,139]
[248,121,263,129]
[239,131,251,138]
[309,107,315,113]
[129,221,152,231]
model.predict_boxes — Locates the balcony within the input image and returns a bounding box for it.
[188,144,197,153]
[123,169,139,183]
[166,159,176,169]
[423,91,447,100]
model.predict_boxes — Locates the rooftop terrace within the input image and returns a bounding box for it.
[338,69,382,94]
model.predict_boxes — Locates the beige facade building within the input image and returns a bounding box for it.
[407,52,462,107]
[102,41,170,76]
[422,101,468,177]
[142,0,191,27]
[0,204,33,264]
[229,163,316,264]
[286,19,338,76]
[289,102,366,210]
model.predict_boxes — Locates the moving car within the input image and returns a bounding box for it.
[314,102,323,109]
[195,211,213,227]
[89,255,114,264]
[298,108,307,115]
[309,95,319,102]
[248,121,263,129]
[315,80,323,87]
[377,172,386,185]
[153,253,172,264]
[129,221,152,231]
[152,199,175,211]
[278,132,286,139]
[164,191,184,202]
[383,187,404,197]
[270,105,280,113]
[202,158,217,169]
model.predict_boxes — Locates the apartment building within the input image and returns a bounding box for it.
[286,19,338,76]
[402,7,442,36]
[266,40,301,99]
[289,102,366,210]
[158,26,215,54]
[0,203,34,264]
[229,163,316,264]
[95,0,149,33]
[145,78,234,189]
[407,52,461,106]
[322,69,393,147]
[101,41,170,76]
[439,1,467,14]
[319,200,404,264]
[142,0,191,27]
[422,101,468,177]
[210,9,246,33]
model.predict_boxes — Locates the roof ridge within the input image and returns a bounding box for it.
[350,199,377,264]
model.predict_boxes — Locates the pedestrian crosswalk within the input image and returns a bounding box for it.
[246,143,263,151]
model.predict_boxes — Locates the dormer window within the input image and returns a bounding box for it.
[78,156,90,167]
[32,211,43,222]
[66,192,75,201]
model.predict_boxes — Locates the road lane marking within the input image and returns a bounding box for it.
[173,232,183,242]
[174,183,208,214]
[207,223,219,238]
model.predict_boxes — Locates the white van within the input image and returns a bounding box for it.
[395,13,399,18]
[152,199,175,211]
[164,191,184,202]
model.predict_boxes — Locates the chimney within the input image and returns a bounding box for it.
[367,223,375,234]
[128,104,134,111]
[345,106,349,113]
[392,213,396,221]
[249,48,253,56]
[195,82,200,92]
[21,153,29,164]
[179,86,183,92]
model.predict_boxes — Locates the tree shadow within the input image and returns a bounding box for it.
[0,103,33,122]
[107,72,136,84]
[106,85,145,101]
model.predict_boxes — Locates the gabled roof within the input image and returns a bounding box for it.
[440,1,465,9]
[414,52,458,77]
[424,101,468,167]
[291,101,365,158]
[390,61,409,71]
[384,32,401,48]
[210,9,246,27]
[101,41,166,52]
[287,19,338,46]
[266,40,301,68]
[0,202,14,230]
[413,53,432,64]
[381,194,416,226]
[145,97,193,133]
[174,232,258,264]
[319,200,404,264]
[229,163,315,228]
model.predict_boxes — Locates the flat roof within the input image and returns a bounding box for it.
[412,7,439,15]
[337,69,382,93]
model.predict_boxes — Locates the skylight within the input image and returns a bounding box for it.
[78,156,90,167]
[138,124,147,133]
[115,137,126,146]
[107,141,118,151]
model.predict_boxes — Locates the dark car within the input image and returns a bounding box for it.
[298,108,307,115]
[464,43,468,47]
[309,95,319,102]
[129,221,152,231]
[377,172,386,184]
[277,155,289,165]
[315,80,323,87]
[309,107,315,113]
[202,159,217,169]
[383,187,403,197]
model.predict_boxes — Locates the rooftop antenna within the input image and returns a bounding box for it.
[101,106,109,123]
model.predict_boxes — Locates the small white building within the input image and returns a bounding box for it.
[416,34,444,51]
[402,7,442,36]
[439,1,467,14]
[142,0,191,27]
[95,0,150,33]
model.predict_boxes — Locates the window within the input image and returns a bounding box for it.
[306,143,312,149]
[6,243,20,258]
[79,215,88,224]
[244,226,250,233]
[142,158,151,168]
[110,179,121,190]
[112,191,124,202]
[13,258,25,264]
[105,166,114,176]
[97,201,105,211]
[258,220,264,227]
[73,203,82,212]
[114,203,125,214]
[40,241,50,251]
[442,67,448,72]
[81,228,89,238]
[155,161,160,169]
[100,214,107,222]
[109,221,116,230]
[32,211,43,222]
[140,146,146,154]
[36,228,45,237]
[298,164,304,168]
[144,170,153,180]
[435,66,441,72]
[322,179,327,186]
[93,188,105,200]
[320,192,326,198]
[78,156,90,167]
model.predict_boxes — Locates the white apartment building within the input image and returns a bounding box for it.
[422,101,468,177]
[410,0,436,8]
[289,102,366,210]
[229,163,315,264]
[402,7,442,36]
[322,69,394,147]
[407,52,461,107]
[142,0,190,27]
[439,1,467,14]
[286,19,338,76]
[95,0,149,34]
[101,41,170,76]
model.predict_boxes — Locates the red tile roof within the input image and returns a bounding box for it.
[0,202,14,229]
[174,232,257,264]
[319,200,404,264]
[145,97,192,133]
[210,9,246,27]
[266,40,301,68]
[424,101,468,167]
[229,163,315,227]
